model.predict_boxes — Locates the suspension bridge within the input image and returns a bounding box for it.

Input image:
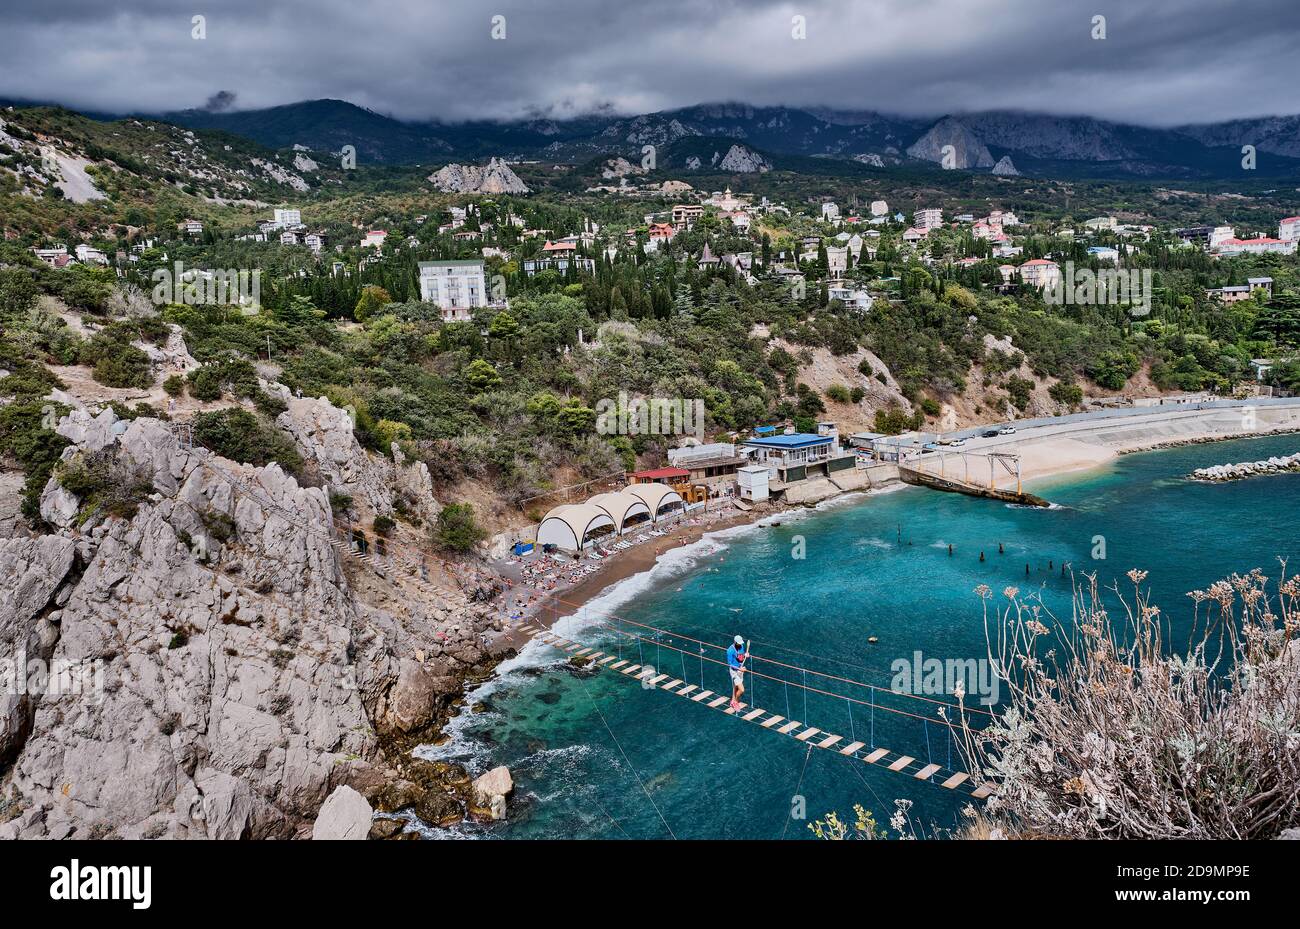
[160,420,997,802]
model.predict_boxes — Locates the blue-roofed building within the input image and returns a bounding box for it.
[742,424,855,486]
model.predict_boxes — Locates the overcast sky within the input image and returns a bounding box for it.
[2,0,1297,126]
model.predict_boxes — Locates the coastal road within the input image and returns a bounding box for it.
[943,397,1300,456]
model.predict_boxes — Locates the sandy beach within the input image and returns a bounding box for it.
[999,405,1300,481]
[494,506,759,646]
[494,401,1300,640]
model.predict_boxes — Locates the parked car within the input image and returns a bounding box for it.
[998,426,1017,435]
[982,430,999,438]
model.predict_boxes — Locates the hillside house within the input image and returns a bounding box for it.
[1019,258,1061,288]
[418,259,500,321]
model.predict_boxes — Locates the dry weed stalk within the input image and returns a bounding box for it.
[956,563,1300,839]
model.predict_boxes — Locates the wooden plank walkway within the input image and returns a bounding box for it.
[513,622,992,800]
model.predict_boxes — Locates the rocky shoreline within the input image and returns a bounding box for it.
[0,393,517,840]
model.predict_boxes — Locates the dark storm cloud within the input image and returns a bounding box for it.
[1,0,1297,125]
[203,90,237,112]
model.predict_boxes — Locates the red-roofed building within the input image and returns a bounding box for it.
[1215,236,1296,256]
[630,467,690,484]
[542,239,577,253]
[1019,258,1061,288]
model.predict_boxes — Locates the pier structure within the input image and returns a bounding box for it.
[899,448,1050,507]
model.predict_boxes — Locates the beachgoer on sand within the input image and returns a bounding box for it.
[727,635,748,711]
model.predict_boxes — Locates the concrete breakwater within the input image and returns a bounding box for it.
[1191,451,1300,482]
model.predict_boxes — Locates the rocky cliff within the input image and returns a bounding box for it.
[715,144,772,173]
[0,402,508,839]
[906,116,995,169]
[428,157,530,194]
[991,155,1020,176]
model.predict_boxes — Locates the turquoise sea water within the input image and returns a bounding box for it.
[421,434,1300,839]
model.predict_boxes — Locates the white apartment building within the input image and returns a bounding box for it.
[821,201,840,222]
[870,200,889,217]
[914,208,943,231]
[1209,226,1236,248]
[418,259,497,321]
[1019,258,1061,288]
[1280,216,1300,242]
[672,204,704,230]
[1215,237,1297,256]
[74,244,107,265]
[273,208,302,227]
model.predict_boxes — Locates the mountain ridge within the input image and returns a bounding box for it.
[158,98,1300,179]
[8,94,1300,178]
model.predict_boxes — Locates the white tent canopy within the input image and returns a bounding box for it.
[625,483,685,519]
[536,504,615,553]
[587,492,652,533]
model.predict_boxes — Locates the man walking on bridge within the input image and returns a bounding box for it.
[727,635,749,711]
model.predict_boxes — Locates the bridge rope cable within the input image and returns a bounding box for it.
[587,793,634,841]
[150,488,979,807]
[781,744,814,840]
[530,621,987,799]
[545,598,993,718]
[844,743,891,827]
[575,616,987,722]
[575,673,677,840]
[170,427,990,722]
[578,620,979,730]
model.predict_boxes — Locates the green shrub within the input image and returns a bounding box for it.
[0,400,70,524]
[200,510,237,543]
[433,502,486,553]
[0,268,38,320]
[192,408,302,474]
[185,354,260,403]
[873,406,923,435]
[186,365,223,401]
[1048,381,1084,406]
[253,389,288,417]
[824,383,851,403]
[1005,375,1035,411]
[57,449,156,521]
[163,375,185,397]
[87,341,153,389]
